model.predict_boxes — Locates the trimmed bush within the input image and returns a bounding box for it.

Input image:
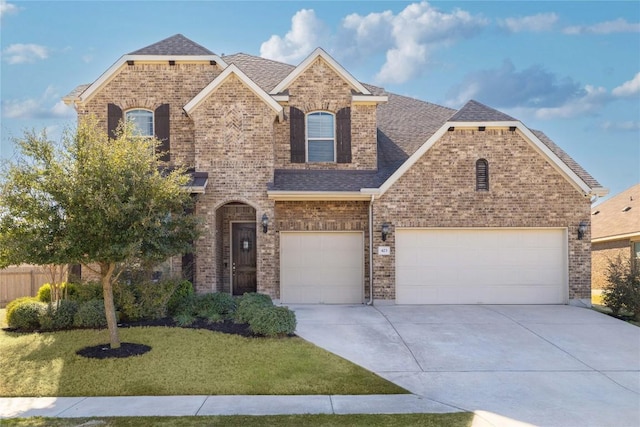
[196,293,237,321]
[234,292,273,324]
[136,280,175,320]
[39,300,79,331]
[6,299,46,331]
[5,297,37,324]
[249,306,297,337]
[72,282,103,303]
[167,280,194,315]
[73,299,107,328]
[603,256,640,320]
[36,283,52,302]
[113,282,139,321]
[171,293,199,318]
[37,282,79,303]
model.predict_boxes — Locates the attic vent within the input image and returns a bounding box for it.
[623,206,632,212]
[592,210,600,215]
[478,126,486,132]
[210,60,217,66]
[169,60,176,66]
[127,60,134,66]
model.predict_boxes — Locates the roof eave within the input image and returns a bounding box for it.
[592,231,640,243]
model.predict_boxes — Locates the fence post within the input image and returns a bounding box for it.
[31,270,36,295]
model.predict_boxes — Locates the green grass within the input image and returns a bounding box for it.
[0,414,474,427]
[0,315,405,397]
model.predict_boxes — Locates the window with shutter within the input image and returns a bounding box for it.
[306,111,335,162]
[125,109,154,136]
[154,104,170,162]
[336,107,351,163]
[476,159,489,191]
[290,107,305,163]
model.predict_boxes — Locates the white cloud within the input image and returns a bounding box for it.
[360,2,488,84]
[601,121,640,132]
[260,9,329,63]
[533,85,610,119]
[3,43,49,64]
[1,86,75,119]
[499,13,558,33]
[564,18,640,35]
[0,0,18,19]
[612,72,640,97]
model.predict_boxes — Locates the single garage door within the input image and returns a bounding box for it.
[396,228,567,304]
[280,232,364,304]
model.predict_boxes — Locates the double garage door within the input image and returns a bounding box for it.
[280,228,567,305]
[396,228,568,304]
[280,232,364,304]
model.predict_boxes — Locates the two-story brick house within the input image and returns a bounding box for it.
[64,34,608,306]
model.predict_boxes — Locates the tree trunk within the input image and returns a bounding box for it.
[100,262,121,349]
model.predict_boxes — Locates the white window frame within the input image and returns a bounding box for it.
[306,111,336,163]
[125,108,154,137]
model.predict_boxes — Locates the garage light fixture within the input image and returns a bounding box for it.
[577,221,588,240]
[381,223,390,242]
[261,213,269,233]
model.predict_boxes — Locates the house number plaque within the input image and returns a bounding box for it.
[378,246,391,255]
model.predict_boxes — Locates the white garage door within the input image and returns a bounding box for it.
[280,232,363,304]
[396,228,567,304]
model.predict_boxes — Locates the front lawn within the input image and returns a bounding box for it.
[0,317,405,397]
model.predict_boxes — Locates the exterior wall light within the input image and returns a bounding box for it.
[577,221,588,240]
[381,223,390,242]
[261,213,269,233]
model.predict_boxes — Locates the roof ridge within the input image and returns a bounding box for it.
[449,99,517,122]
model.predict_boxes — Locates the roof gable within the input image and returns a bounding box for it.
[270,48,370,95]
[449,100,516,122]
[184,64,283,121]
[129,34,214,55]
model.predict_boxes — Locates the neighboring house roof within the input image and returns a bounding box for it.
[591,184,640,242]
[129,34,214,56]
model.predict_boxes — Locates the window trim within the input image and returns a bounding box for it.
[305,111,336,163]
[476,158,489,191]
[125,108,154,137]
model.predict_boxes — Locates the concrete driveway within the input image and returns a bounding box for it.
[290,304,640,427]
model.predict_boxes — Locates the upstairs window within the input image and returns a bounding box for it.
[125,109,154,137]
[306,112,335,162]
[476,159,489,191]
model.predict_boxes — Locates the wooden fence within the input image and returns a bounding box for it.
[0,266,51,308]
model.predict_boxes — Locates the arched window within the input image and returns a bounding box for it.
[125,109,154,136]
[476,159,489,191]
[306,111,335,162]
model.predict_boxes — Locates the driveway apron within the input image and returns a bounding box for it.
[291,304,640,427]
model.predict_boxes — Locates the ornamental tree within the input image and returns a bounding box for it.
[0,117,200,348]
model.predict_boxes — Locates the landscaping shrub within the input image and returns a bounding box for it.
[113,282,140,321]
[174,313,196,327]
[73,299,107,328]
[234,292,273,324]
[135,280,175,320]
[37,282,79,303]
[39,299,79,331]
[6,298,46,331]
[603,256,640,320]
[195,292,237,321]
[72,282,103,303]
[167,280,194,315]
[249,306,297,337]
[171,293,199,318]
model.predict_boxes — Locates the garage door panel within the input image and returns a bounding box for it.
[396,228,567,304]
[281,232,363,304]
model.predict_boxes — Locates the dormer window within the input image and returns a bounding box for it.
[125,109,154,137]
[306,112,335,162]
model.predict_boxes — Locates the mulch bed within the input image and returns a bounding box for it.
[74,317,266,359]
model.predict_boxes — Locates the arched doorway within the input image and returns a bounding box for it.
[215,202,257,295]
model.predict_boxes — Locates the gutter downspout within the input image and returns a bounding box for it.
[367,194,374,305]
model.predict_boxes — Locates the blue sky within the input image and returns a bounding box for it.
[1,0,638,202]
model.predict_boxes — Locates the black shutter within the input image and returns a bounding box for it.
[107,103,122,138]
[290,107,305,163]
[476,159,489,191]
[336,107,352,163]
[155,104,170,162]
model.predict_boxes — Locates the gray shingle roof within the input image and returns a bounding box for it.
[269,169,384,192]
[63,83,91,101]
[449,99,516,122]
[129,34,214,56]
[223,53,295,93]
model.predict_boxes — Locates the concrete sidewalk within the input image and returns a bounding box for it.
[0,394,478,418]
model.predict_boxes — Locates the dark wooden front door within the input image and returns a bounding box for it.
[232,223,257,295]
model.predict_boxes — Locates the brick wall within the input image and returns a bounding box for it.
[372,129,592,301]
[592,240,631,290]
[77,61,221,167]
[273,58,378,170]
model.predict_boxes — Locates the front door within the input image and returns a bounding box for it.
[232,222,257,295]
